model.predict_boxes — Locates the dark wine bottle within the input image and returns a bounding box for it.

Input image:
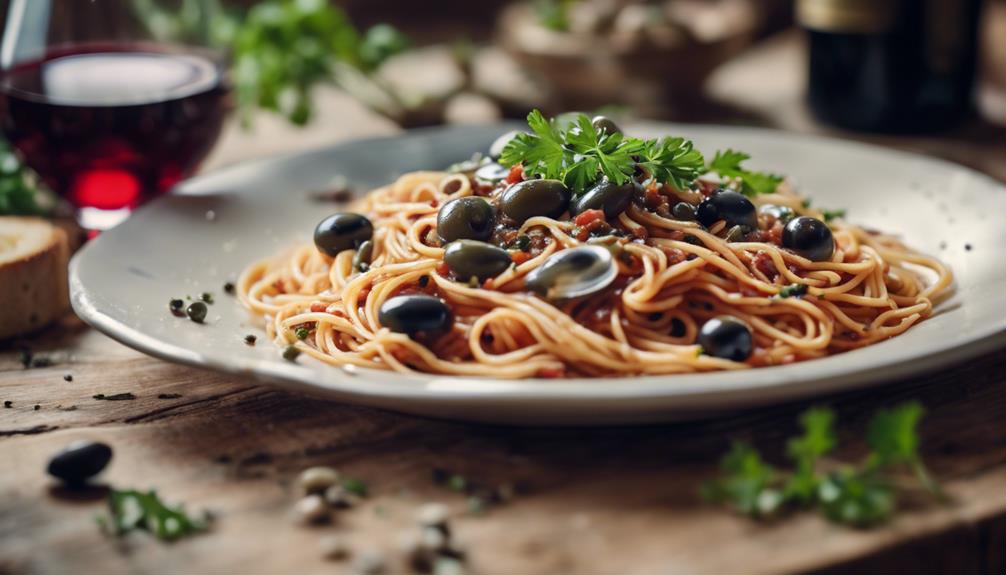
[798,0,983,133]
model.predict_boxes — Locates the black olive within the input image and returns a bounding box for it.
[782,216,835,261]
[591,115,622,136]
[47,440,113,485]
[500,179,571,223]
[437,197,495,243]
[186,301,207,323]
[671,202,696,221]
[443,240,512,281]
[314,213,374,257]
[570,179,638,219]
[378,295,453,337]
[474,162,510,185]
[696,189,757,230]
[698,316,753,361]
[489,130,521,160]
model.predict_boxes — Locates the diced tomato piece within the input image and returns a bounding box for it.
[436,262,451,276]
[310,302,327,313]
[505,164,524,184]
[511,251,531,265]
[574,209,606,227]
[536,367,566,379]
[429,199,439,208]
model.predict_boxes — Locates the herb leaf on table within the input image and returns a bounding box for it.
[98,488,210,542]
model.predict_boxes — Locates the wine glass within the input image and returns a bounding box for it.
[0,0,232,231]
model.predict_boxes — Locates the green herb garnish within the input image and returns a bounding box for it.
[97,488,210,542]
[295,326,310,340]
[499,110,705,193]
[533,0,578,31]
[0,138,49,216]
[707,149,784,197]
[777,284,808,299]
[341,477,369,497]
[704,401,940,528]
[822,209,847,222]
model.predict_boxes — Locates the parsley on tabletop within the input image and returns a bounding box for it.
[704,401,942,528]
[500,110,706,193]
[707,149,784,197]
[97,488,210,542]
[0,138,50,216]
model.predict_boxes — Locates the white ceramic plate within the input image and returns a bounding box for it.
[69,123,1006,424]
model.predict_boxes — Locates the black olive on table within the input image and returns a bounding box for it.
[47,440,113,486]
[489,130,521,160]
[698,316,753,361]
[591,115,622,136]
[500,179,571,224]
[437,196,495,243]
[314,213,374,257]
[378,295,453,337]
[696,189,758,230]
[782,216,835,262]
[474,162,510,185]
[443,240,512,282]
[570,179,639,219]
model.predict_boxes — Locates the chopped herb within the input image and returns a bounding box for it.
[510,235,531,252]
[244,334,258,345]
[821,209,846,222]
[500,110,705,193]
[533,0,576,31]
[223,282,236,295]
[200,292,214,304]
[447,474,467,493]
[778,284,808,299]
[157,393,183,400]
[282,345,301,362]
[169,299,185,316]
[341,477,369,497]
[704,402,940,528]
[707,150,784,197]
[63,374,73,382]
[97,488,210,542]
[186,301,208,323]
[295,326,311,340]
[93,393,137,401]
[801,198,812,209]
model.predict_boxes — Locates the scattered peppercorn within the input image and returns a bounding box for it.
[186,301,208,323]
[169,299,185,316]
[965,243,973,251]
[244,334,258,345]
[34,404,40,411]
[283,345,301,362]
[4,400,11,408]
[223,282,236,295]
[63,374,73,382]
[200,292,214,304]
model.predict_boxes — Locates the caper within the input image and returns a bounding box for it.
[499,179,571,223]
[696,189,757,230]
[782,216,835,261]
[437,197,494,243]
[591,115,622,136]
[47,440,113,485]
[186,301,207,323]
[698,316,753,361]
[570,179,638,219]
[489,130,521,160]
[314,213,374,257]
[671,202,696,221]
[524,245,617,300]
[443,240,512,281]
[474,162,510,185]
[378,295,454,337]
[353,240,374,272]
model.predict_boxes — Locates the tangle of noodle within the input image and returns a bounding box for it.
[239,170,953,379]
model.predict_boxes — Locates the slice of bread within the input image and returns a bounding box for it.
[0,217,69,339]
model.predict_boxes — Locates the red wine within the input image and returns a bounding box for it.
[0,46,230,218]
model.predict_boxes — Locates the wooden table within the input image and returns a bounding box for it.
[3,32,1006,575]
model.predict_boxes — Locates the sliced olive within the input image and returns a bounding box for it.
[378,295,453,337]
[47,440,113,485]
[489,130,521,160]
[759,204,796,225]
[783,216,835,261]
[437,197,494,243]
[352,240,373,272]
[500,179,571,223]
[571,179,638,219]
[525,245,617,300]
[474,162,510,185]
[314,213,374,257]
[591,115,622,136]
[444,240,512,282]
[698,316,753,361]
[696,189,757,230]
[671,201,697,221]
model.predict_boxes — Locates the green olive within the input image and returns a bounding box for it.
[499,179,571,223]
[437,196,495,243]
[570,179,638,219]
[591,115,622,136]
[444,240,512,282]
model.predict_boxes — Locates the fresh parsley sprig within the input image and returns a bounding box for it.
[97,488,211,542]
[704,401,941,528]
[707,149,784,197]
[499,110,706,193]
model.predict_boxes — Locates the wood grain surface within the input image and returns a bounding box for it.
[2,27,1006,575]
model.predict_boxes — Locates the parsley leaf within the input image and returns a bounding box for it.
[866,401,942,498]
[821,208,846,222]
[707,149,784,197]
[784,407,836,504]
[702,442,783,517]
[98,489,210,541]
[818,468,894,528]
[777,284,809,299]
[500,110,706,193]
[0,139,49,216]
